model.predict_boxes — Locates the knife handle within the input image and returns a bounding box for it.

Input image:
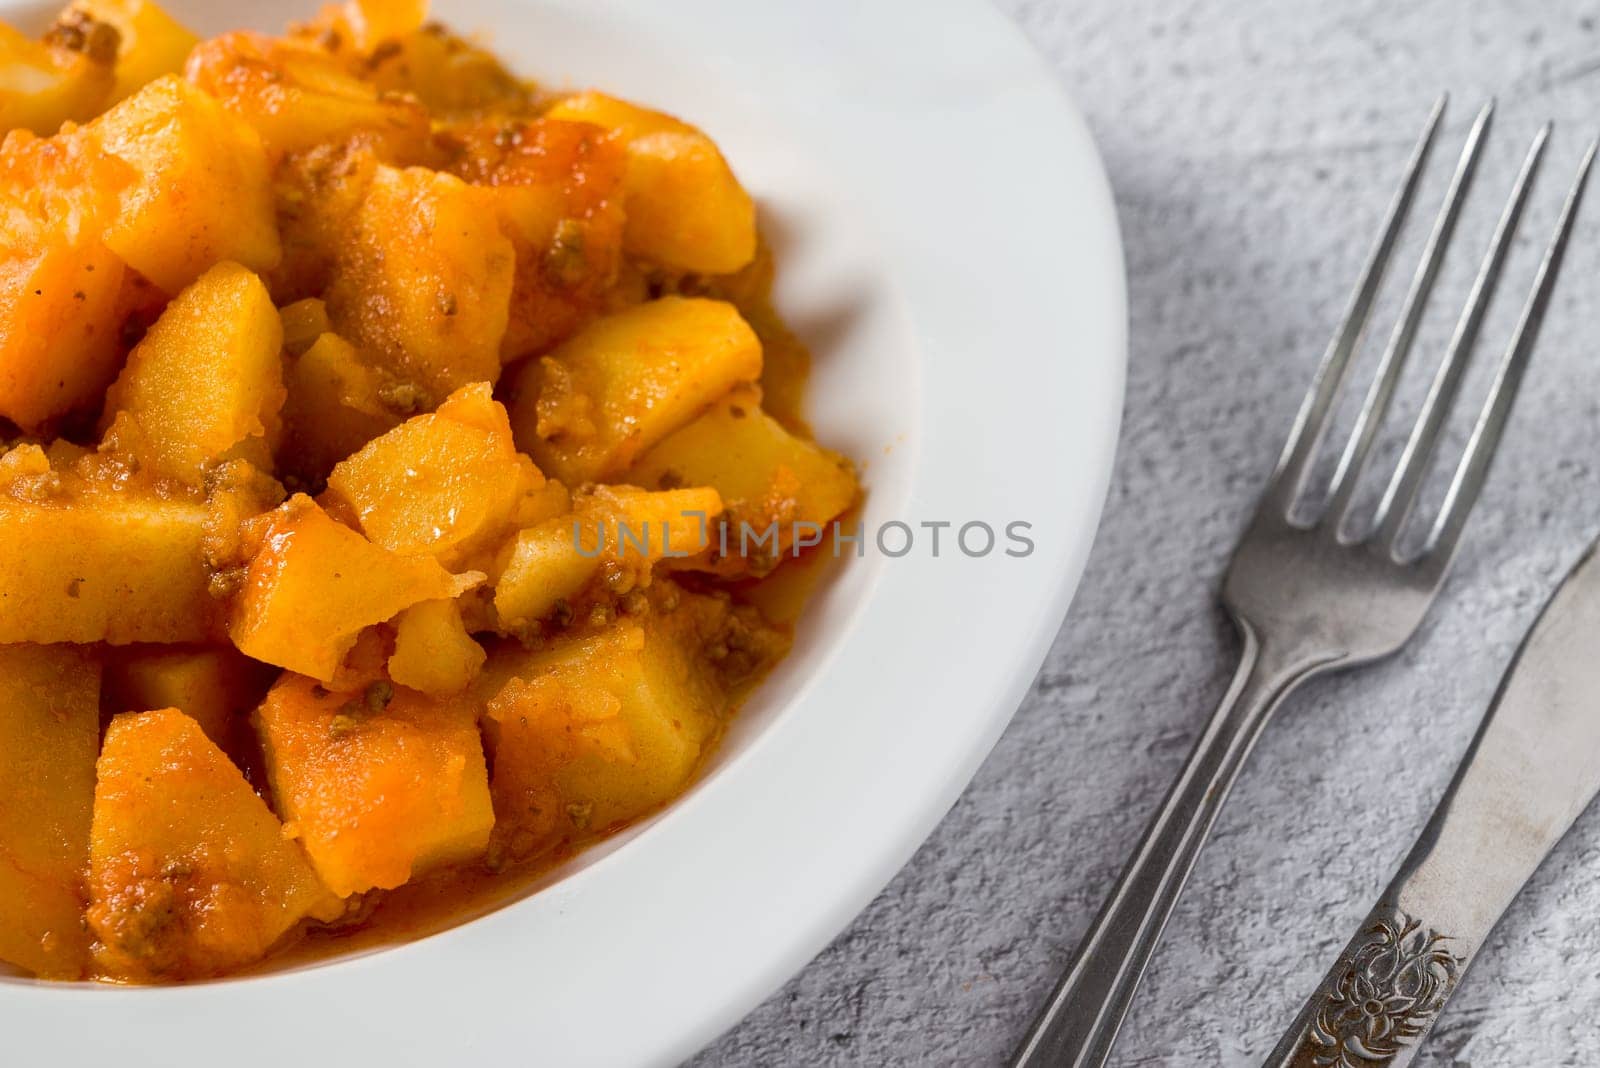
[1264,896,1475,1068]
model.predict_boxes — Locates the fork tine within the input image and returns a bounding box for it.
[1420,137,1599,567]
[1327,101,1494,531]
[1263,96,1446,516]
[1371,124,1551,548]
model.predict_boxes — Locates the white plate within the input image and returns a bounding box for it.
[0,1,1125,1063]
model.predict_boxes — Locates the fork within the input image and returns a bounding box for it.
[1010,97,1596,1068]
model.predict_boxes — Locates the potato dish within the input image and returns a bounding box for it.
[0,0,857,981]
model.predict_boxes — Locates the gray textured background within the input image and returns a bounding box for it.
[696,2,1600,1065]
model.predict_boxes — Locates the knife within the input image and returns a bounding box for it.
[1265,535,1600,1067]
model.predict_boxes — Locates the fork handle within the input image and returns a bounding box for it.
[1011,628,1322,1068]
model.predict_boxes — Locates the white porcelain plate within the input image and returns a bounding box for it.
[0,0,1125,1063]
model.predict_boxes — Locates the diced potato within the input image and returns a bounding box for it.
[262,138,378,304]
[482,625,644,859]
[0,644,100,978]
[339,0,429,50]
[256,673,494,896]
[630,387,857,573]
[0,489,216,645]
[326,382,543,564]
[277,331,401,485]
[545,91,756,274]
[103,644,269,753]
[89,74,278,292]
[581,484,723,554]
[442,118,626,360]
[278,296,329,355]
[229,494,481,682]
[185,32,429,164]
[492,485,721,632]
[0,124,131,430]
[0,20,115,135]
[482,588,751,860]
[88,708,340,979]
[0,117,127,233]
[325,164,514,402]
[68,0,197,103]
[388,598,485,695]
[508,297,762,484]
[199,456,286,572]
[492,519,597,631]
[0,235,127,431]
[100,261,286,486]
[0,443,52,482]
[362,22,530,118]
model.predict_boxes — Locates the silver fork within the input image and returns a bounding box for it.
[1011,98,1597,1068]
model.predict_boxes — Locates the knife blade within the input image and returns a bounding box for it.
[1265,535,1600,1067]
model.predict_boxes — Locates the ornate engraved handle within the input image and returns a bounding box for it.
[1266,903,1466,1068]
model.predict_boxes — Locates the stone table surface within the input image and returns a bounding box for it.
[695,2,1600,1065]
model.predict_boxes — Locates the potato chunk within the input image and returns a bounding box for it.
[442,118,627,360]
[89,74,278,293]
[326,382,543,565]
[277,331,402,485]
[361,21,530,118]
[0,237,127,432]
[230,495,481,682]
[68,0,197,104]
[278,296,329,354]
[0,488,215,645]
[185,32,429,164]
[509,297,761,484]
[256,674,494,896]
[630,387,858,574]
[388,599,485,695]
[104,644,269,755]
[0,127,130,430]
[325,164,514,403]
[101,261,286,486]
[340,0,429,50]
[492,520,596,632]
[546,91,756,274]
[492,485,721,631]
[0,21,115,135]
[88,708,340,980]
[482,588,761,861]
[0,644,99,978]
